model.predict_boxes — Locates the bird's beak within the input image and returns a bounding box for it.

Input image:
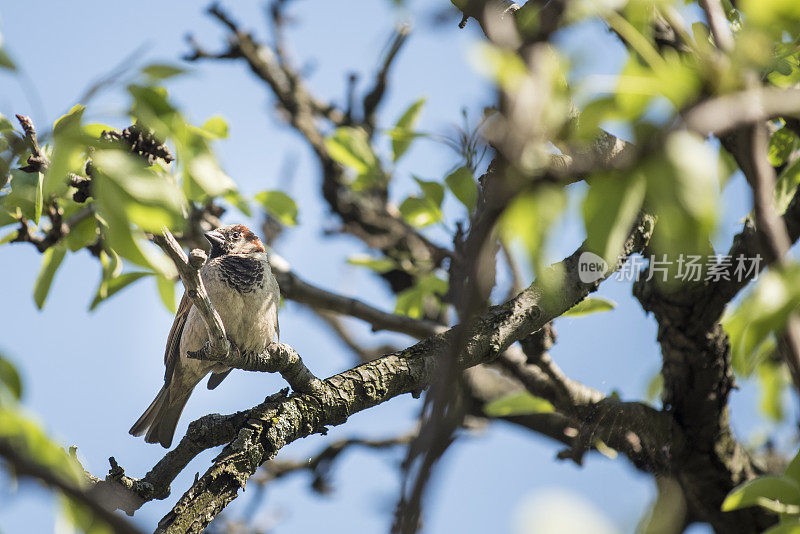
[204,230,225,247]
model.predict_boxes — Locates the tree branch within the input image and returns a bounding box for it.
[153,215,654,533]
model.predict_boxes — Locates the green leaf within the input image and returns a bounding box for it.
[347,255,397,273]
[391,98,426,162]
[483,392,555,417]
[646,372,663,402]
[776,159,800,214]
[3,169,40,221]
[128,84,181,140]
[0,229,18,244]
[93,200,174,276]
[325,127,381,189]
[33,244,66,309]
[93,149,185,233]
[201,115,229,139]
[53,104,85,136]
[0,114,14,131]
[81,123,114,138]
[0,353,22,401]
[445,166,478,211]
[33,172,43,225]
[399,196,442,227]
[642,131,719,262]
[90,272,152,310]
[186,154,236,198]
[473,43,529,92]
[757,359,787,422]
[583,171,646,265]
[563,297,617,317]
[763,523,800,534]
[413,176,444,207]
[724,266,800,377]
[769,127,800,167]
[156,275,177,314]
[141,63,186,81]
[722,476,800,512]
[64,216,98,252]
[784,448,800,487]
[255,190,298,226]
[394,273,448,319]
[500,186,567,275]
[0,48,16,71]
[224,191,252,217]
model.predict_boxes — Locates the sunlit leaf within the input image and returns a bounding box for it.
[483,392,555,417]
[413,176,444,207]
[724,266,800,377]
[156,275,177,314]
[141,63,185,81]
[3,169,40,221]
[645,131,719,261]
[0,48,15,71]
[347,255,397,273]
[776,159,800,214]
[33,243,66,309]
[757,359,787,422]
[445,166,478,211]
[53,105,85,136]
[784,449,800,487]
[395,273,448,319]
[0,353,22,401]
[186,154,236,198]
[93,149,185,233]
[391,98,426,162]
[769,126,800,167]
[201,115,229,139]
[89,272,152,310]
[399,196,442,227]
[563,296,616,317]
[33,171,42,225]
[646,372,663,402]
[722,476,800,512]
[762,523,800,534]
[64,215,98,252]
[325,127,379,177]
[500,186,566,274]
[255,190,298,226]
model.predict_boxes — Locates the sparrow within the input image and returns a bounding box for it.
[130,224,280,448]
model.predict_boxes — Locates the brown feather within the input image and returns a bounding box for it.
[164,292,192,385]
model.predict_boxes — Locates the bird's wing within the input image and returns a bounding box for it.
[164,291,192,386]
[275,307,280,342]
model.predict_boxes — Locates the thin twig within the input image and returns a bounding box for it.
[747,124,800,391]
[699,0,734,53]
[0,439,144,534]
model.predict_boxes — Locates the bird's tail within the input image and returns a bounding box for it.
[129,385,190,449]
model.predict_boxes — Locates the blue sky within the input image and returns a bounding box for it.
[0,1,793,533]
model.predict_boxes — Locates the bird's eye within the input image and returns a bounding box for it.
[231,232,241,240]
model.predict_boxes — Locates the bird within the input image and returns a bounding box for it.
[129,224,280,448]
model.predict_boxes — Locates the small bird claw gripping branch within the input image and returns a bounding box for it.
[154,227,323,395]
[189,342,325,395]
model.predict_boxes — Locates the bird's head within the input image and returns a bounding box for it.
[204,224,265,258]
